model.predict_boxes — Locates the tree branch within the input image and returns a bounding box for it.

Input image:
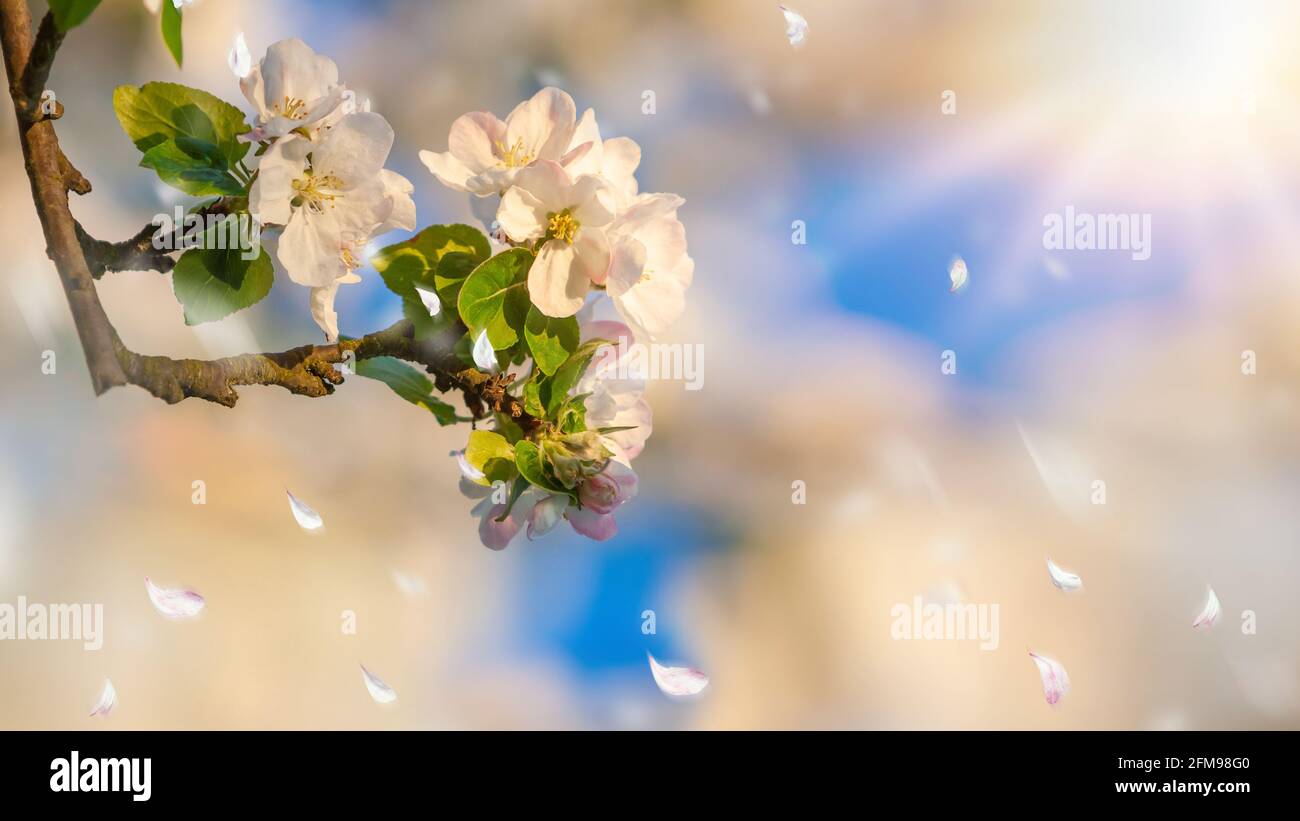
[2,0,126,393]
[17,10,59,121]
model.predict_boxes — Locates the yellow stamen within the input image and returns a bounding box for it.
[546,210,579,244]
[275,96,309,120]
[495,138,534,168]
[291,172,344,214]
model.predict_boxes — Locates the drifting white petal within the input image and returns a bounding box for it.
[472,329,496,371]
[391,570,429,597]
[228,32,252,79]
[414,286,441,317]
[949,257,969,293]
[1029,650,1070,705]
[647,652,709,697]
[1193,587,1221,629]
[1046,557,1083,592]
[144,576,205,619]
[779,5,808,46]
[360,664,397,703]
[89,678,116,717]
[452,449,486,483]
[286,489,323,530]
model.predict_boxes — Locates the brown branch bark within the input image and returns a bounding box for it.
[2,0,125,393]
[0,0,537,429]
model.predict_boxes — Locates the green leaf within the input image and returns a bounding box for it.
[456,248,534,350]
[542,339,608,418]
[113,81,249,168]
[466,430,517,485]
[434,251,478,306]
[353,357,461,425]
[373,224,490,302]
[140,140,244,196]
[523,306,579,376]
[170,219,272,325]
[161,1,183,67]
[48,0,102,31]
[514,440,576,499]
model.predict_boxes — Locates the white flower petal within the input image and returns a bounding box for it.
[472,329,496,371]
[452,449,486,483]
[780,5,808,46]
[228,32,252,79]
[391,570,429,596]
[89,678,116,717]
[287,489,323,530]
[360,664,397,703]
[144,576,205,619]
[949,256,969,292]
[414,286,441,317]
[1046,557,1083,592]
[1193,586,1221,629]
[496,185,547,242]
[648,651,709,697]
[1029,650,1070,705]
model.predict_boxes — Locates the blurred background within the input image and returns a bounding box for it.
[2,0,1299,729]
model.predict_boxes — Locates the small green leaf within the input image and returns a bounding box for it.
[524,306,579,376]
[543,338,609,418]
[161,1,183,67]
[170,219,272,325]
[514,440,575,498]
[466,430,517,484]
[354,356,462,425]
[114,82,250,195]
[373,224,490,302]
[48,0,102,31]
[140,141,244,196]
[457,248,534,351]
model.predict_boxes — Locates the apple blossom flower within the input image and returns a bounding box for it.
[251,112,415,338]
[564,108,641,213]
[239,38,347,143]
[418,87,584,196]
[496,160,613,317]
[576,318,652,458]
[578,459,638,514]
[527,494,567,539]
[604,193,694,339]
[566,506,618,541]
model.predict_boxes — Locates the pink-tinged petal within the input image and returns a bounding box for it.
[309,272,361,342]
[1028,650,1070,705]
[419,148,475,193]
[479,503,521,550]
[564,108,603,178]
[496,185,547,242]
[89,679,116,717]
[228,32,252,79]
[286,489,323,530]
[378,169,417,233]
[528,494,568,539]
[144,576,205,619]
[1193,587,1221,629]
[528,241,589,318]
[248,136,310,226]
[452,448,486,483]
[360,664,397,704]
[511,160,573,212]
[448,111,506,172]
[504,87,577,162]
[279,207,349,287]
[601,136,642,185]
[647,652,709,697]
[313,112,393,182]
[559,140,593,169]
[1046,557,1083,592]
[571,175,613,227]
[391,570,429,597]
[566,506,618,541]
[605,235,648,296]
[572,227,611,286]
[259,38,340,114]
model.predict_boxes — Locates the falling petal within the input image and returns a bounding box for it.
[1193,587,1221,629]
[144,576,205,619]
[647,652,709,698]
[472,329,496,371]
[89,678,115,717]
[779,5,808,46]
[228,32,251,79]
[391,570,428,597]
[286,489,323,530]
[1043,255,1070,280]
[1046,557,1083,592]
[414,286,441,317]
[360,664,397,704]
[1029,650,1070,705]
[948,257,969,293]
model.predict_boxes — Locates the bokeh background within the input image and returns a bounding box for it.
[2,0,1299,729]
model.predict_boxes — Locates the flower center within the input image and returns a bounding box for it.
[275,96,309,120]
[496,138,535,168]
[291,171,345,214]
[546,210,580,244]
[639,266,654,283]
